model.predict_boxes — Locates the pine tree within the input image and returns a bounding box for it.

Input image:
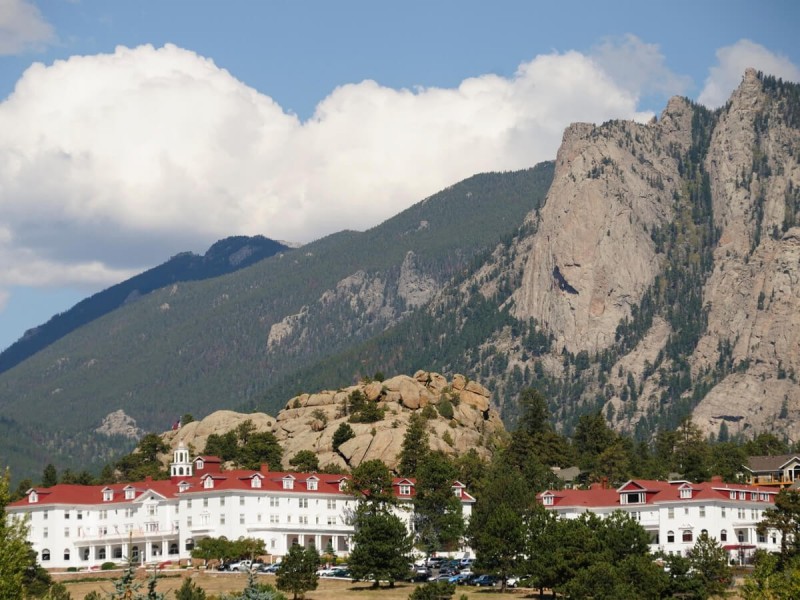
[276,544,319,599]
[0,469,32,600]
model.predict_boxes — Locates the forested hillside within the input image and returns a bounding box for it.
[0,164,554,481]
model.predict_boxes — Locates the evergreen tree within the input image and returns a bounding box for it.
[331,423,355,453]
[398,412,429,477]
[276,543,319,599]
[175,577,207,600]
[348,509,413,588]
[42,463,58,487]
[288,450,319,473]
[412,451,464,556]
[687,532,732,598]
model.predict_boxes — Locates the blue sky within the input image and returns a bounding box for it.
[0,0,798,352]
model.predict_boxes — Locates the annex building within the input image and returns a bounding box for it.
[538,477,782,564]
[8,444,475,570]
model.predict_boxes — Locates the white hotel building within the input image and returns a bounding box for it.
[8,444,475,570]
[538,477,782,564]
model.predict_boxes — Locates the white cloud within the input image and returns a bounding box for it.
[0,42,654,292]
[699,39,800,108]
[0,289,8,313]
[591,34,691,98]
[0,0,55,55]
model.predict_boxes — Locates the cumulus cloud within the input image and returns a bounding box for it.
[699,39,800,108]
[0,42,657,296]
[0,0,55,55]
[591,34,691,99]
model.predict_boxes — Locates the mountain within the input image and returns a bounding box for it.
[3,69,799,484]
[0,235,289,374]
[0,165,554,481]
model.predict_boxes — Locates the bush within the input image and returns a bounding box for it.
[409,581,456,600]
[332,423,355,452]
[66,567,78,572]
[101,562,116,571]
[437,400,454,420]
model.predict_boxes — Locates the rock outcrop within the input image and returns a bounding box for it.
[162,371,504,472]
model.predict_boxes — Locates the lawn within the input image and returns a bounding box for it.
[59,571,532,599]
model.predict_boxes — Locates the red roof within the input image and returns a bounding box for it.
[538,478,778,509]
[8,467,472,507]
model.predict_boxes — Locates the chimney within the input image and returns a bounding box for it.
[711,475,723,484]
[261,464,270,474]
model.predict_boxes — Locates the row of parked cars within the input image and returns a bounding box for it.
[409,557,524,588]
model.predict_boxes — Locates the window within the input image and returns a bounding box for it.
[667,531,675,543]
[543,495,553,506]
[240,497,246,506]
[203,498,209,508]
[125,508,134,518]
[682,530,693,543]
[721,507,726,518]
[220,514,226,525]
[220,497,225,506]
[399,484,411,496]
[668,507,674,519]
[730,491,736,499]
[270,497,279,507]
[699,507,706,518]
[42,549,50,561]
[307,479,318,491]
[187,499,192,509]
[625,492,644,504]
[738,508,746,519]
[147,505,156,517]
[64,528,70,538]
[240,514,245,525]
[99,510,107,520]
[339,481,347,492]
[299,498,308,509]
[299,515,308,524]
[270,514,279,524]
[751,492,758,501]
[64,511,70,520]
[327,516,337,525]
[103,489,113,501]
[257,513,262,522]
[684,507,689,515]
[327,499,336,510]
[758,532,766,543]
[63,549,70,561]
[204,478,214,489]
[283,477,294,490]
[169,543,178,555]
[125,488,135,500]
[43,511,48,520]
[680,488,692,499]
[720,529,728,542]
[187,516,192,527]
[271,538,276,549]
[43,527,48,539]
[77,510,83,520]
[738,531,745,543]
[98,548,106,560]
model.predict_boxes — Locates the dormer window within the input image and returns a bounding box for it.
[399,484,411,496]
[251,476,262,489]
[730,491,736,499]
[283,476,295,490]
[452,487,461,498]
[542,493,554,506]
[339,480,347,492]
[178,482,190,493]
[102,489,113,502]
[195,458,205,470]
[623,492,645,504]
[204,477,214,489]
[124,487,135,500]
[307,478,318,491]
[29,491,38,503]
[680,488,692,499]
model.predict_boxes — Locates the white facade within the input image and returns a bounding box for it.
[538,477,781,564]
[9,447,474,570]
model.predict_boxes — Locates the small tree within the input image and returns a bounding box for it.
[0,469,31,600]
[687,532,732,598]
[332,423,355,453]
[276,544,319,599]
[175,577,207,600]
[289,451,319,473]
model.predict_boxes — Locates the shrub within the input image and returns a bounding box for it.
[332,423,355,452]
[437,400,454,420]
[101,562,116,571]
[421,405,438,420]
[409,581,456,600]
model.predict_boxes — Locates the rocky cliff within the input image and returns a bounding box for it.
[163,371,504,472]
[497,69,800,440]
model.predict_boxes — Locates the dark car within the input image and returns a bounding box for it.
[409,566,432,582]
[473,574,500,587]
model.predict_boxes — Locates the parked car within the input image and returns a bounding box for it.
[409,566,431,582]
[257,562,280,574]
[472,574,500,587]
[425,556,445,569]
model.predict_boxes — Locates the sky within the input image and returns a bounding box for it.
[0,0,799,353]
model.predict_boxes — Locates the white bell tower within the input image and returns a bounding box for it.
[170,442,193,478]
